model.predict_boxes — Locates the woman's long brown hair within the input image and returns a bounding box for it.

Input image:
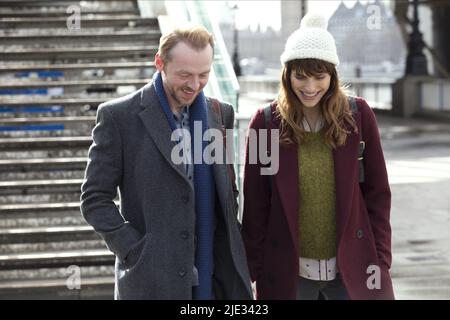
[276,59,357,149]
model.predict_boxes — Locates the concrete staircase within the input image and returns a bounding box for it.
[0,0,159,299]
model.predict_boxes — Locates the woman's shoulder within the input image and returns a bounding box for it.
[352,96,372,114]
[347,95,377,121]
[350,96,380,133]
[250,101,278,128]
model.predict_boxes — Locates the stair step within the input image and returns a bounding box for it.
[0,248,113,270]
[0,61,155,73]
[0,0,121,7]
[0,274,114,299]
[0,178,84,186]
[0,225,100,244]
[0,0,92,7]
[0,10,139,18]
[0,78,150,89]
[0,0,138,8]
[0,194,82,205]
[0,265,114,283]
[0,16,158,28]
[0,210,83,226]
[0,178,84,195]
[0,116,95,125]
[0,275,114,290]
[0,201,119,214]
[0,97,110,108]
[0,157,87,171]
[0,202,81,214]
[0,149,88,160]
[0,265,114,281]
[0,171,84,183]
[1,45,157,60]
[0,239,105,255]
[1,30,161,44]
[0,136,91,150]
[0,215,86,229]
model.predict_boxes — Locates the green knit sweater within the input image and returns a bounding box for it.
[298,130,337,259]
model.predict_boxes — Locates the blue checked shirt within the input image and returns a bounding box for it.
[173,107,198,286]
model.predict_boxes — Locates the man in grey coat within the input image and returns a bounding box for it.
[80,26,252,300]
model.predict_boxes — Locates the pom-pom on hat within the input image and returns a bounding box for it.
[280,12,339,66]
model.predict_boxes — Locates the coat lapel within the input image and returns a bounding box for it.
[138,82,190,184]
[268,106,300,253]
[275,142,300,253]
[333,111,361,246]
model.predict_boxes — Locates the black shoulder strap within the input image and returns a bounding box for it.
[264,105,272,130]
[348,96,365,184]
[263,104,273,195]
[348,95,358,113]
[208,97,238,188]
[209,97,223,126]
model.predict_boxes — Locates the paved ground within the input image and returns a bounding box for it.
[376,113,450,300]
[238,95,450,300]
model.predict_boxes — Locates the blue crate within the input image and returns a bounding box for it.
[0,124,65,132]
[0,105,64,113]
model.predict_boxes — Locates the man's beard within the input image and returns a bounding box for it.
[170,86,197,106]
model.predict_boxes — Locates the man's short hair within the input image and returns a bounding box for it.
[158,26,214,65]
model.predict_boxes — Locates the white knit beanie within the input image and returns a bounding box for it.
[280,12,339,66]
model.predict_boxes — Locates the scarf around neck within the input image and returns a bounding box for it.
[153,71,215,300]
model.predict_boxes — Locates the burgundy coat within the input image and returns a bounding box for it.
[242,97,394,300]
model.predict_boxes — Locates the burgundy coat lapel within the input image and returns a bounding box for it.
[333,111,361,246]
[274,143,299,254]
[268,105,299,254]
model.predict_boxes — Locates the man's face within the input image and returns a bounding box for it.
[156,41,213,110]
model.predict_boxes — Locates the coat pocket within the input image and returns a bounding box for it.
[117,232,157,299]
[122,233,148,270]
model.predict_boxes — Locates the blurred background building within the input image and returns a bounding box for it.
[219,0,406,78]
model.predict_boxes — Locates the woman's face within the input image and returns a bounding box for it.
[290,70,331,108]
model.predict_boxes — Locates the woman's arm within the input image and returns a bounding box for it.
[241,108,273,281]
[357,98,392,271]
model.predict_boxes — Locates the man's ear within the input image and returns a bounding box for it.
[155,53,164,71]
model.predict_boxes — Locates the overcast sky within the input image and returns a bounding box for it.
[211,1,392,31]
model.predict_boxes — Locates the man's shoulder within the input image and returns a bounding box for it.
[98,89,141,113]
[207,97,234,116]
[98,82,155,115]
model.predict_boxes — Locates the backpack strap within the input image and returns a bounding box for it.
[210,97,224,130]
[348,96,365,184]
[208,97,238,189]
[348,95,358,113]
[263,104,274,195]
[264,105,272,131]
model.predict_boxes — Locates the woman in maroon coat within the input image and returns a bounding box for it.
[241,12,394,300]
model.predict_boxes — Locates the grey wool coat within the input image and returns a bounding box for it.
[80,81,253,300]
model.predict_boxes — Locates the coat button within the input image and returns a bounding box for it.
[357,229,364,239]
[180,230,189,240]
[182,195,189,204]
[178,269,186,277]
